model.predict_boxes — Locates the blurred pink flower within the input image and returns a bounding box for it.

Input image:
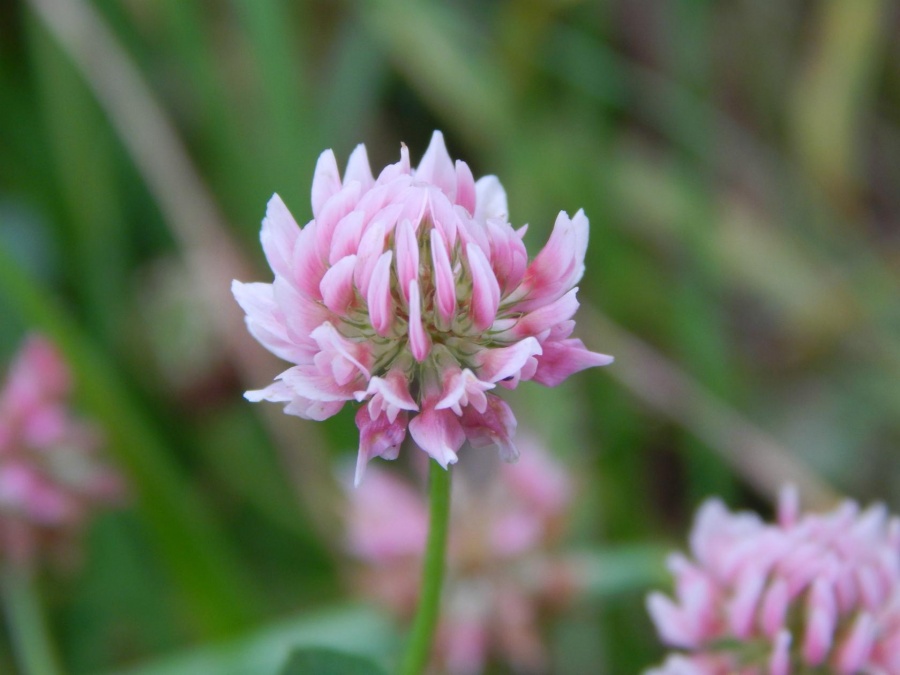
[646,486,900,674]
[0,336,124,565]
[234,131,611,484]
[345,437,575,674]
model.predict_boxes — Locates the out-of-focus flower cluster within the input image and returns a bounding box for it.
[234,131,611,484]
[646,488,900,674]
[345,437,575,674]
[0,336,123,566]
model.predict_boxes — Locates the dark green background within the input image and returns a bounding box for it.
[0,1,898,672]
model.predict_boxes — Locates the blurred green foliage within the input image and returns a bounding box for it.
[0,0,898,672]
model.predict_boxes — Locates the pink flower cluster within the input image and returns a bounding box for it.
[646,487,900,674]
[0,337,123,565]
[233,131,611,484]
[345,437,574,674]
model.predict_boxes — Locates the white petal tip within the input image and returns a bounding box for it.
[433,453,458,470]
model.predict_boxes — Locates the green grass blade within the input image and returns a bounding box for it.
[25,15,127,347]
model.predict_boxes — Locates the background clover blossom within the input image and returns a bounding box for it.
[233,131,612,483]
[345,437,575,674]
[0,336,124,566]
[646,487,900,674]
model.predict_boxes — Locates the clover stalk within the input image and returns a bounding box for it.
[399,462,452,675]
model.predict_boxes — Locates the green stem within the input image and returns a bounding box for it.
[399,462,452,675]
[1,566,64,675]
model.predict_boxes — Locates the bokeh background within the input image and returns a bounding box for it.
[1,0,899,672]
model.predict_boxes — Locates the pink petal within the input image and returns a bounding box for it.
[513,209,589,312]
[415,130,457,200]
[329,210,366,264]
[310,322,372,384]
[457,207,491,258]
[547,319,575,341]
[459,394,518,461]
[284,397,345,421]
[728,567,766,638]
[466,243,501,332]
[311,149,341,218]
[395,218,419,303]
[473,337,542,384]
[245,378,344,421]
[320,255,358,315]
[354,408,408,486]
[646,593,700,649]
[430,229,456,327]
[486,218,528,293]
[531,338,613,386]
[436,368,493,415]
[474,175,508,223]
[852,503,888,540]
[279,364,356,402]
[343,144,374,192]
[504,288,581,340]
[272,277,329,348]
[315,181,362,263]
[290,220,326,299]
[455,160,476,214]
[834,567,858,614]
[376,143,411,183]
[667,557,719,641]
[397,186,428,234]
[760,578,789,638]
[260,194,301,279]
[244,379,294,403]
[408,403,465,468]
[855,565,884,612]
[367,251,394,336]
[357,369,419,423]
[353,220,386,298]
[407,279,431,362]
[232,281,308,363]
[769,631,792,675]
[361,199,404,237]
[777,484,799,527]
[834,612,875,674]
[428,194,460,247]
[803,579,837,665]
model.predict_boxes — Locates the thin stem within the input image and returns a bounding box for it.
[1,565,64,675]
[399,462,452,675]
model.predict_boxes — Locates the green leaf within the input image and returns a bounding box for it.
[107,605,396,675]
[280,648,388,675]
[570,544,670,599]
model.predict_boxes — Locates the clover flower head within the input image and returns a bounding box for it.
[0,336,124,565]
[345,436,575,674]
[234,131,611,484]
[646,486,900,674]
